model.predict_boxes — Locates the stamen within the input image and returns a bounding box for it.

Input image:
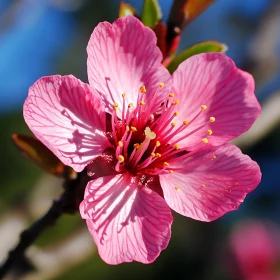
[175,186,181,190]
[202,138,209,144]
[151,152,156,158]
[134,143,140,149]
[171,122,176,127]
[122,93,126,98]
[139,101,145,106]
[183,120,189,126]
[174,144,180,150]
[201,105,207,110]
[118,155,124,163]
[174,111,179,117]
[207,129,213,135]
[169,170,174,174]
[140,85,146,93]
[118,141,123,147]
[131,126,137,132]
[156,141,161,147]
[159,82,164,88]
[210,116,216,122]
[155,153,161,157]
[164,162,169,166]
[201,184,206,187]
[172,100,179,105]
[169,93,175,98]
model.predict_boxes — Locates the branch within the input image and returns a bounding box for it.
[0,171,88,279]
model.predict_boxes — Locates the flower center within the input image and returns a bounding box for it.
[110,84,215,176]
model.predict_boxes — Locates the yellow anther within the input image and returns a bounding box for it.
[155,153,161,157]
[128,103,133,107]
[156,141,161,147]
[172,100,179,105]
[183,120,189,126]
[169,93,175,98]
[151,152,156,158]
[201,184,206,187]
[122,93,126,98]
[207,129,213,135]
[140,101,145,106]
[169,170,174,174]
[114,103,118,108]
[201,105,207,110]
[202,138,209,144]
[118,155,124,163]
[211,155,216,160]
[164,162,170,166]
[174,144,180,150]
[175,185,181,190]
[210,116,216,122]
[174,111,179,116]
[140,85,146,93]
[134,143,140,149]
[118,141,124,147]
[131,126,137,132]
[159,82,164,88]
[126,125,130,131]
[171,122,176,127]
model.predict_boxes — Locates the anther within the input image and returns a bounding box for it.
[202,138,209,144]
[169,93,175,98]
[183,120,189,126]
[151,152,156,158]
[210,116,216,122]
[175,186,181,190]
[131,126,137,132]
[122,93,126,98]
[140,101,145,106]
[169,170,174,174]
[118,141,124,147]
[201,184,206,187]
[140,86,146,93]
[201,105,207,110]
[159,82,164,88]
[118,155,124,163]
[171,122,176,127]
[126,126,130,131]
[134,143,140,149]
[207,129,213,135]
[174,111,179,116]
[211,155,216,160]
[172,100,179,105]
[156,141,161,147]
[174,144,180,150]
[155,153,161,157]
[128,103,133,107]
[164,162,169,166]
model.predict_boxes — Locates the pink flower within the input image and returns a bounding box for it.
[229,220,280,280]
[23,16,261,264]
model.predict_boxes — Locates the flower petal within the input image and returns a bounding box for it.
[170,53,261,148]
[87,15,171,117]
[80,173,173,264]
[23,75,110,172]
[159,144,261,221]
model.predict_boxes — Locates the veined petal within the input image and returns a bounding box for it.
[87,15,171,118]
[23,75,110,172]
[80,173,173,264]
[159,144,261,221]
[170,53,261,148]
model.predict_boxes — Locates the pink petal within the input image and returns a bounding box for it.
[80,173,173,264]
[23,75,110,172]
[170,53,261,148]
[87,15,171,118]
[159,144,261,221]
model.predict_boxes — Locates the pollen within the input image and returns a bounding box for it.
[118,141,124,147]
[201,105,207,110]
[118,155,125,163]
[174,144,180,150]
[151,152,156,158]
[140,101,145,106]
[126,125,130,131]
[131,126,137,132]
[144,127,156,139]
[174,111,179,116]
[201,184,206,187]
[169,93,175,98]
[140,85,146,93]
[155,153,161,157]
[171,122,176,127]
[202,138,209,144]
[183,120,189,126]
[122,93,126,98]
[128,103,133,107]
[169,170,174,174]
[207,129,213,135]
[210,116,216,122]
[134,143,140,149]
[156,141,161,147]
[175,185,181,190]
[172,100,179,105]
[113,103,118,111]
[164,162,170,166]
[159,82,164,88]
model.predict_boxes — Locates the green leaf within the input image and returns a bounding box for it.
[12,134,76,179]
[142,0,162,28]
[119,1,137,17]
[167,40,228,73]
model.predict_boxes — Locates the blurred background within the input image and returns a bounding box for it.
[0,0,280,279]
